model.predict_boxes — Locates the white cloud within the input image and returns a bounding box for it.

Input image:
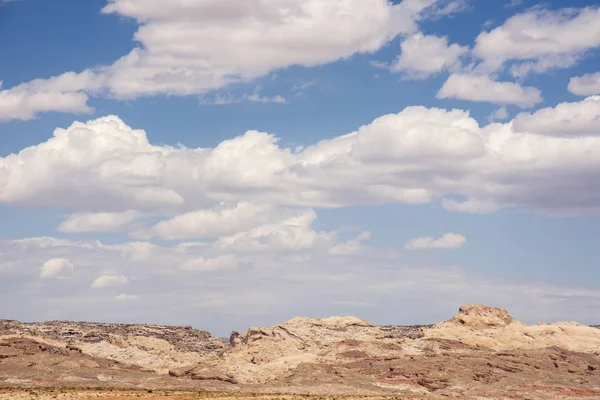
[245,94,287,104]
[115,293,139,301]
[137,202,286,240]
[489,106,509,122]
[6,229,600,328]
[568,72,600,96]
[405,232,466,250]
[437,74,542,108]
[91,275,129,289]
[0,81,93,121]
[327,231,371,256]
[421,0,469,18]
[509,53,579,79]
[346,107,484,162]
[4,103,600,216]
[179,254,239,272]
[291,80,318,95]
[58,210,141,233]
[109,242,158,262]
[5,234,599,329]
[0,115,182,210]
[513,96,600,137]
[391,33,468,79]
[14,237,96,250]
[214,210,336,253]
[200,92,287,106]
[473,6,600,76]
[504,0,523,8]
[442,198,499,214]
[40,258,74,279]
[0,71,104,120]
[0,0,444,120]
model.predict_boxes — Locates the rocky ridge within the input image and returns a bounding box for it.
[1,304,600,399]
[0,319,224,374]
[425,303,600,352]
[0,319,222,353]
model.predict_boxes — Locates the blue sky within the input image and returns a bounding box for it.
[1,0,600,335]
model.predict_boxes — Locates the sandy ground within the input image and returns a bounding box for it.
[0,389,429,400]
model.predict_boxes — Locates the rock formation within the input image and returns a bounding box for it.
[0,319,224,374]
[1,304,599,399]
[425,303,600,352]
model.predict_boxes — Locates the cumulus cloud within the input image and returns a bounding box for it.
[473,6,600,76]
[91,275,129,289]
[0,81,93,121]
[0,71,104,120]
[390,33,468,79]
[137,202,291,240]
[327,231,372,256]
[109,242,158,262]
[58,210,142,233]
[137,201,324,240]
[405,233,466,250]
[513,96,600,137]
[4,104,600,215]
[0,0,445,121]
[568,72,600,96]
[40,258,74,279]
[437,74,542,108]
[214,210,336,253]
[508,54,579,79]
